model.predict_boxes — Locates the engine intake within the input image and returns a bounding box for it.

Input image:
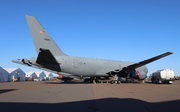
[133,71,140,79]
[132,70,146,80]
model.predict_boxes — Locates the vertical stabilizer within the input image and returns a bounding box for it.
[26,15,67,56]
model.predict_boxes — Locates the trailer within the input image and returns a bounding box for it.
[151,69,174,84]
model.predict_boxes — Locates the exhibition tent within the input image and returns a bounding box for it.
[35,71,46,81]
[25,71,38,81]
[44,71,54,80]
[0,66,9,82]
[4,68,25,82]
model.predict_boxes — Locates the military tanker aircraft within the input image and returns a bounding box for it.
[12,15,173,83]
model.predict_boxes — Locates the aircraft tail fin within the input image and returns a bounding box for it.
[26,15,67,56]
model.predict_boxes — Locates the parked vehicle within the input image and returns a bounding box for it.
[151,69,174,84]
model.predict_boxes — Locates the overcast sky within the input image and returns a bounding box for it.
[0,0,179,76]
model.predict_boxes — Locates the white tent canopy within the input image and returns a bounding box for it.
[25,71,39,81]
[0,66,9,82]
[25,71,38,79]
[44,71,54,80]
[35,71,46,80]
[4,68,25,82]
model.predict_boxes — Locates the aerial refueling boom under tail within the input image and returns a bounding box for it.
[12,15,173,82]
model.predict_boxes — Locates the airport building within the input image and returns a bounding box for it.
[4,68,25,82]
[44,71,54,80]
[0,66,9,82]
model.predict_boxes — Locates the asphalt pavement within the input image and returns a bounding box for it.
[0,80,180,112]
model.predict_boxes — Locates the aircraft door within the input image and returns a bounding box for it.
[73,60,78,68]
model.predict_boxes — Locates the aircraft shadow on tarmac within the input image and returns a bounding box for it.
[0,89,17,94]
[0,98,180,112]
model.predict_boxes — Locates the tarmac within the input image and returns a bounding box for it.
[0,80,180,112]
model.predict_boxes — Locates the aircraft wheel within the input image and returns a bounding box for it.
[96,79,100,83]
[115,80,118,84]
[111,80,114,84]
[90,79,93,83]
[152,80,155,83]
[141,80,144,83]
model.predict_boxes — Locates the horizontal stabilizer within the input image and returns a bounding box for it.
[12,59,59,74]
[12,59,51,71]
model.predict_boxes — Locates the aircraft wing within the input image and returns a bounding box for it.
[106,52,173,76]
[123,52,173,70]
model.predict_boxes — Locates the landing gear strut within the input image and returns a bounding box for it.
[110,75,121,84]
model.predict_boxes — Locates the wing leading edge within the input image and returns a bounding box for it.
[106,52,173,75]
[124,52,173,70]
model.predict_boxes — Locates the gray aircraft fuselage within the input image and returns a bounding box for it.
[28,55,148,79]
[58,56,147,78]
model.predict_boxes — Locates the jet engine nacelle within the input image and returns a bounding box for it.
[132,70,146,80]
